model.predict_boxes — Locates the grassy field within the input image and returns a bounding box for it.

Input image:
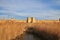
[0,20,60,40]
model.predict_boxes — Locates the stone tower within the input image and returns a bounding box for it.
[59,18,60,21]
[31,17,36,23]
[27,17,31,23]
[27,17,36,23]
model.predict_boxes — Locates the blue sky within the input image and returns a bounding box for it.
[0,0,60,20]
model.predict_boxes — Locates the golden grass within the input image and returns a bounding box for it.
[0,20,60,40]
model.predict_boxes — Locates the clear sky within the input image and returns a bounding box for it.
[0,0,60,20]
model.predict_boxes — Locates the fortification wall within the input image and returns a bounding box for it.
[0,17,60,23]
[37,20,59,23]
[15,20,26,23]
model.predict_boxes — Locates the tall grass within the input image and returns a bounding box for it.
[0,20,60,40]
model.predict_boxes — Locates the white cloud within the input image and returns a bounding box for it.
[0,0,60,20]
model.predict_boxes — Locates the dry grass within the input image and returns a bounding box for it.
[0,20,60,40]
[0,20,27,40]
[33,21,60,35]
